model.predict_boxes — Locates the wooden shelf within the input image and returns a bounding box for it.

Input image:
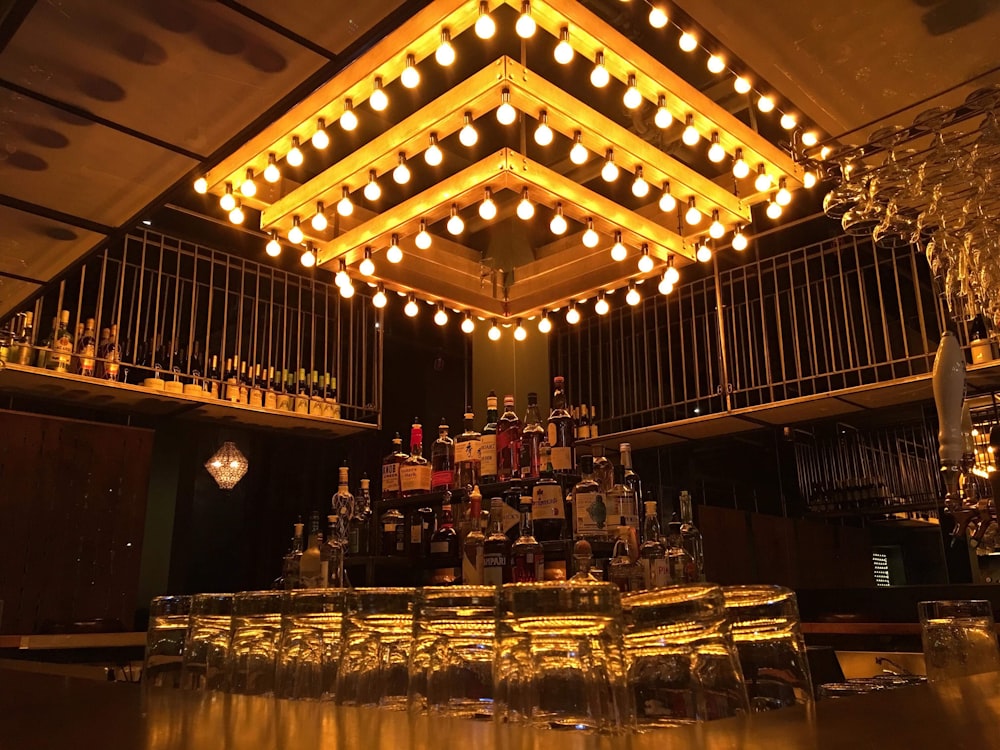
[0,362,376,439]
[374,475,580,511]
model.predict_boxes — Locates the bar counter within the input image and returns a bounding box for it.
[3,668,1000,749]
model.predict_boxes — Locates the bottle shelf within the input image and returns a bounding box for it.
[0,362,376,439]
[374,476,581,511]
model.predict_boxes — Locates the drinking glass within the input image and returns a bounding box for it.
[180,593,232,691]
[226,590,284,696]
[408,586,498,718]
[335,587,415,709]
[919,600,1000,683]
[497,581,632,733]
[622,585,749,729]
[275,589,347,701]
[143,595,190,689]
[722,585,814,711]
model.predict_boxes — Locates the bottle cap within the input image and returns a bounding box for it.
[392,431,402,444]
[573,539,592,556]
[527,391,537,403]
[360,478,370,489]
[619,442,631,452]
[554,376,565,386]
[504,394,514,405]
[464,408,474,420]
[294,523,304,535]
[579,454,594,472]
[470,484,482,499]
[487,394,498,408]
[644,501,657,515]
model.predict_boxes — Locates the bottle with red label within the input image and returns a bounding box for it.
[496,394,522,482]
[430,418,456,491]
[400,419,431,497]
[511,496,545,582]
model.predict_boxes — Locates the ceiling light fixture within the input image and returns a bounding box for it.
[682,114,700,146]
[415,220,432,250]
[550,203,568,235]
[658,272,674,295]
[488,319,502,340]
[393,152,411,184]
[637,243,655,273]
[446,204,464,235]
[610,231,627,261]
[194,176,208,194]
[648,6,668,28]
[803,170,818,189]
[696,238,712,263]
[590,51,610,88]
[654,95,672,128]
[659,181,677,212]
[757,94,775,113]
[732,225,748,251]
[515,1,536,38]
[623,74,643,109]
[626,282,641,306]
[339,279,356,298]
[434,303,448,325]
[335,259,349,287]
[582,218,599,248]
[569,131,589,165]
[340,99,358,131]
[766,194,783,219]
[707,54,726,74]
[538,311,552,333]
[265,231,281,258]
[387,233,403,263]
[400,54,420,89]
[554,26,574,64]
[534,111,554,146]
[516,188,535,220]
[228,202,245,225]
[685,197,702,225]
[311,201,328,231]
[776,177,792,206]
[220,182,237,212]
[595,292,610,315]
[709,210,725,239]
[461,313,475,333]
[474,0,495,39]
[496,87,517,125]
[337,187,353,217]
[666,255,680,285]
[287,216,304,244]
[679,32,698,52]
[601,149,619,182]
[364,169,381,201]
[514,319,527,340]
[732,148,750,179]
[263,153,280,183]
[405,295,419,317]
[632,166,650,198]
[459,112,478,147]
[359,247,375,276]
[373,284,388,309]
[312,118,330,149]
[780,113,797,130]
[479,188,497,220]
[754,163,772,192]
[425,133,444,166]
[370,76,389,111]
[707,132,726,163]
[802,131,819,148]
[566,303,581,325]
[300,242,316,267]
[240,168,256,197]
[435,28,456,66]
[286,136,303,167]
[734,76,752,94]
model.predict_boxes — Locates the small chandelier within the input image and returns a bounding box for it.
[205,441,248,490]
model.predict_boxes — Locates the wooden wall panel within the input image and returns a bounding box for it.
[750,514,797,587]
[0,410,153,634]
[699,505,753,584]
[795,519,839,588]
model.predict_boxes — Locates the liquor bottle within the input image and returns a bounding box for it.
[264,366,277,409]
[606,464,639,537]
[519,392,544,480]
[577,404,591,441]
[608,522,642,592]
[430,419,456,491]
[569,539,598,582]
[224,357,239,402]
[281,522,305,590]
[462,486,486,585]
[531,466,566,542]
[95,327,110,372]
[102,324,121,382]
[327,375,341,419]
[348,475,372,555]
[189,341,204,387]
[382,432,407,501]
[481,391,499,483]
[294,368,310,413]
[511,496,544,582]
[454,407,482,490]
[546,377,575,472]
[639,501,669,589]
[400,419,431,496]
[317,373,332,418]
[429,501,460,584]
[35,315,54,369]
[589,405,599,438]
[483,498,511,586]
[621,443,642,502]
[273,369,288,409]
[48,310,73,373]
[332,463,355,520]
[665,515,696,584]
[970,314,995,364]
[13,311,33,365]
[205,355,219,396]
[310,370,324,415]
[249,364,264,408]
[410,506,435,559]
[572,455,609,541]
[678,491,706,582]
[381,507,405,556]
[322,514,345,587]
[299,512,324,588]
[71,322,84,373]
[237,360,250,403]
[496,394,522,482]
[592,446,614,493]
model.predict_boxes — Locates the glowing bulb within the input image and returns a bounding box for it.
[194,176,208,194]
[459,114,478,147]
[707,54,726,74]
[264,154,280,183]
[479,190,497,221]
[311,203,328,231]
[475,2,496,39]
[515,2,536,38]
[732,150,750,179]
[415,222,432,250]
[228,204,244,225]
[435,29,455,66]
[373,288,388,308]
[709,221,724,240]
[757,95,775,113]
[554,27,574,64]
[734,76,752,94]
[658,275,674,295]
[820,146,832,159]
[802,131,819,148]
[611,233,627,262]
[638,248,654,273]
[335,263,349,287]
[665,259,680,285]
[696,241,712,263]
[434,307,448,326]
[780,113,797,130]
[405,297,419,317]
[220,185,236,212]
[776,181,792,206]
[337,189,353,217]
[766,198,782,219]
[679,32,698,52]
[654,96,672,128]
[582,220,599,248]
[659,184,677,212]
[648,6,668,28]
[425,136,443,167]
[497,88,517,125]
[286,137,303,167]
[514,322,527,341]
[754,168,772,192]
[312,120,330,149]
[447,210,465,236]
[387,235,403,263]
[627,285,641,305]
[393,154,410,185]
[803,171,818,189]
[488,321,502,340]
[566,306,581,325]
[595,295,610,315]
[623,75,643,109]
[339,101,358,132]
[708,133,725,163]
[461,315,475,333]
[516,191,534,220]
[632,168,650,198]
[685,199,702,226]
[550,206,567,235]
[287,218,303,245]
[400,55,420,89]
[590,53,610,88]
[538,315,552,333]
[534,118,553,146]
[731,227,748,251]
[340,282,355,299]
[569,133,588,165]
[682,115,700,146]
[359,253,375,277]
[300,247,316,267]
[370,77,388,111]
[601,151,619,182]
[266,234,281,257]
[364,171,381,201]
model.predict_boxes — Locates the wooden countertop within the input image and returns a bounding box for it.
[0,632,146,650]
[2,668,1000,749]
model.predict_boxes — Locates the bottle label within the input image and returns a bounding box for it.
[382,462,400,493]
[431,469,453,489]
[264,391,277,410]
[383,523,397,533]
[275,393,289,410]
[399,464,431,493]
[249,389,263,408]
[456,439,482,465]
[462,544,484,585]
[52,336,73,370]
[322,402,334,418]
[410,520,423,545]
[294,394,309,413]
[549,446,573,472]
[483,554,506,586]
[606,489,640,535]
[511,551,544,583]
[576,425,591,440]
[481,435,497,476]
[641,557,670,589]
[532,483,565,521]
[501,503,521,534]
[573,491,608,535]
[430,541,451,554]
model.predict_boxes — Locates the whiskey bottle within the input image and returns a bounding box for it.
[332,463,355,521]
[496,394,522,482]
[546,377,575,473]
[48,310,73,373]
[322,514,345,587]
[237,360,249,402]
[606,464,639,538]
[348,475,372,555]
[319,373,333,418]
[380,507,405,556]
[483,498,511,586]
[430,419,456,491]
[462,487,486,585]
[665,515,695,584]
[519,392,544,480]
[531,467,566,542]
[102,324,121,382]
[310,370,324,415]
[577,404,591,441]
[381,432,407,500]
[454,407,482,489]
[264,366,277,409]
[189,341,204,388]
[294,368,310,413]
[224,357,239,402]
[678,491,705,582]
[639,501,669,589]
[429,501,460,584]
[621,442,642,503]
[592,446,614,493]
[95,327,110,373]
[410,506,436,559]
[205,355,220,396]
[327,375,341,419]
[572,455,609,542]
[511,497,544,582]
[13,311,33,365]
[481,391,499,483]
[589,405,599,438]
[249,364,264,408]
[400,420,431,496]
[299,512,325,589]
[281,522,305,590]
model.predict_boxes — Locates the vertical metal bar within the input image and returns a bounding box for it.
[835,237,857,375]
[169,241,182,372]
[94,249,108,335]
[909,245,932,366]
[130,238,146,363]
[151,236,166,373]
[74,263,86,350]
[251,261,261,373]
[220,252,231,369]
[267,266,276,380]
[236,258,247,366]
[712,255,732,412]
[891,246,912,372]
[204,249,216,370]
[186,246,199,375]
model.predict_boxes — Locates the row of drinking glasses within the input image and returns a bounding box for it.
[144,583,814,733]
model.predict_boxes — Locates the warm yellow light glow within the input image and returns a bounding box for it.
[707,54,726,74]
[780,113,797,130]
[696,240,712,263]
[373,287,388,308]
[566,305,581,325]
[550,204,568,235]
[300,247,316,267]
[659,183,676,212]
[340,281,355,299]
[601,150,619,182]
[401,55,420,89]
[732,227,748,251]
[538,314,552,333]
[435,29,455,66]
[623,75,643,109]
[228,204,245,225]
[590,52,610,87]
[685,198,702,225]
[766,198,782,219]
[286,137,303,167]
[447,212,465,236]
[340,100,358,131]
[497,87,517,125]
[707,133,725,163]
[264,154,280,183]
[287,217,304,245]
[803,171,817,189]
[459,113,478,147]
[611,232,627,262]
[370,77,388,111]
[415,221,432,250]
[194,176,208,194]
[554,27,574,64]
[266,234,281,257]
[626,284,641,306]
[682,114,700,146]
[665,257,680,285]
[312,202,328,231]
[359,250,375,276]
[516,189,535,220]
[632,167,650,198]
[479,189,497,220]
[424,135,444,167]
[312,119,330,149]
[757,95,775,113]
[776,179,792,206]
[393,153,410,184]
[363,171,382,202]
[516,1,536,38]
[709,212,725,239]
[220,184,237,212]
[534,112,554,146]
[802,131,819,148]
[434,306,448,325]
[475,1,496,39]
[732,149,750,179]
[387,234,403,263]
[514,321,527,341]
[734,76,752,94]
[582,219,599,248]
[658,274,674,295]
[405,297,419,317]
[595,294,610,315]
[648,6,668,28]
[638,245,654,273]
[461,315,475,333]
[654,97,672,129]
[679,32,698,52]
[488,320,502,340]
[754,165,772,192]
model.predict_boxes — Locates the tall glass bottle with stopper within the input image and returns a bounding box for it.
[481,392,499,484]
[382,432,408,501]
[462,486,486,585]
[572,454,609,541]
[322,514,345,587]
[608,521,642,592]
[299,512,324,589]
[546,376,575,473]
[519,392,544,480]
[483,498,511,586]
[103,324,121,381]
[607,463,639,538]
[400,420,431,496]
[348,475,372,555]
[454,407,482,490]
[678,490,705,582]
[620,442,642,501]
[430,419,456,491]
[639,501,669,589]
[511,496,545,582]
[496,395,522,482]
[569,540,598,582]
[429,498,460,584]
[280,521,305,590]
[332,463,355,525]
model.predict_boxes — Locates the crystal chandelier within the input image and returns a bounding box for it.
[205,441,249,490]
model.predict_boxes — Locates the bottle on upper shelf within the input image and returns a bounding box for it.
[621,443,642,502]
[332,463,355,521]
[640,499,669,589]
[382,432,408,501]
[607,463,640,538]
[547,376,575,473]
[249,364,264,408]
[665,513,696,584]
[294,368,309,413]
[462,486,486,585]
[589,405,599,438]
[76,319,96,377]
[12,311,33,365]
[577,403,591,441]
[511,496,544,583]
[454,407,482,490]
[310,370,324,415]
[400,419,431,496]
[483,497,511,586]
[519,392,544,480]
[327,375,340,419]
[223,357,238,402]
[678,490,706,582]
[496,394,521,482]
[592,445,614,493]
[572,454,609,542]
[48,310,73,373]
[264,366,278,409]
[189,341,204,387]
[481,391,499,484]
[99,325,121,382]
[429,501,460,584]
[380,506,405,556]
[299,512,324,588]
[430,419,456,491]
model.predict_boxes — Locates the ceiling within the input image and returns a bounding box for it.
[1,0,996,318]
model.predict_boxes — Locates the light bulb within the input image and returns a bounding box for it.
[685,198,702,226]
[194,176,208,194]
[335,263,349,287]
[534,115,553,146]
[682,114,700,146]
[264,154,280,183]
[803,170,817,189]
[364,171,381,201]
[731,227,748,251]
[648,6,668,28]
[734,76,752,94]
[337,189,353,217]
[266,234,281,257]
[514,322,527,341]
[595,295,610,315]
[802,131,819,148]
[311,202,328,231]
[434,307,448,326]
[601,151,619,182]
[497,88,517,125]
[400,55,420,89]
[475,1,495,39]
[550,205,567,235]
[461,315,475,333]
[707,54,726,74]
[757,95,775,113]
[626,285,641,305]
[339,282,355,299]
[590,52,610,88]
[516,190,534,220]
[359,252,375,276]
[766,198,782,219]
[638,248,654,273]
[387,235,403,263]
[425,135,443,167]
[654,96,672,128]
[665,258,680,285]
[370,77,388,111]
[708,132,725,163]
[569,132,588,165]
[228,204,244,224]
[679,32,698,52]
[754,166,772,192]
[582,220,599,248]
[697,241,712,263]
[610,232,627,262]
[447,210,465,236]
[288,217,304,245]
[538,314,552,333]
[732,149,750,179]
[373,287,388,308]
[219,184,236,212]
[776,180,792,206]
[286,136,303,167]
[415,222,432,250]
[479,190,497,220]
[659,183,677,212]
[240,171,257,197]
[488,321,502,340]
[405,297,419,317]
[820,146,832,159]
[780,113,797,130]
[658,275,674,295]
[339,101,358,132]
[632,168,650,198]
[300,247,316,267]
[393,154,410,184]
[459,114,478,147]
[312,119,330,149]
[623,75,643,109]
[566,306,581,325]
[435,29,455,66]
[554,27,574,64]
[515,1,536,38]
[709,212,725,239]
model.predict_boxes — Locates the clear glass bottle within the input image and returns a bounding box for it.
[519,392,544,480]
[496,394,521,482]
[606,463,639,538]
[678,491,706,582]
[572,455,609,541]
[299,513,324,589]
[348,475,372,555]
[400,420,431,496]
[13,311,33,365]
[532,465,566,542]
[322,514,345,587]
[576,403,591,440]
[429,501,460,584]
[381,432,408,501]
[281,522,304,590]
[569,539,598,582]
[481,391,499,483]
[621,442,642,503]
[511,497,544,582]
[430,419,456,491]
[608,523,642,592]
[546,376,575,473]
[592,445,614,493]
[462,487,486,585]
[332,463,355,521]
[665,515,695,584]
[639,501,669,589]
[454,407,482,490]
[483,497,511,586]
[49,310,73,372]
[103,324,121,382]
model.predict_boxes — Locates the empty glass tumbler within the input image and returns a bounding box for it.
[180,593,232,691]
[622,585,749,729]
[723,585,814,711]
[408,586,498,718]
[143,595,191,689]
[226,590,284,696]
[497,581,633,733]
[336,587,416,709]
[275,589,347,700]
[919,600,1000,682]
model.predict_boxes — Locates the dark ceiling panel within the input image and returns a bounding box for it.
[0,0,328,156]
[235,0,411,55]
[0,278,41,318]
[0,88,195,226]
